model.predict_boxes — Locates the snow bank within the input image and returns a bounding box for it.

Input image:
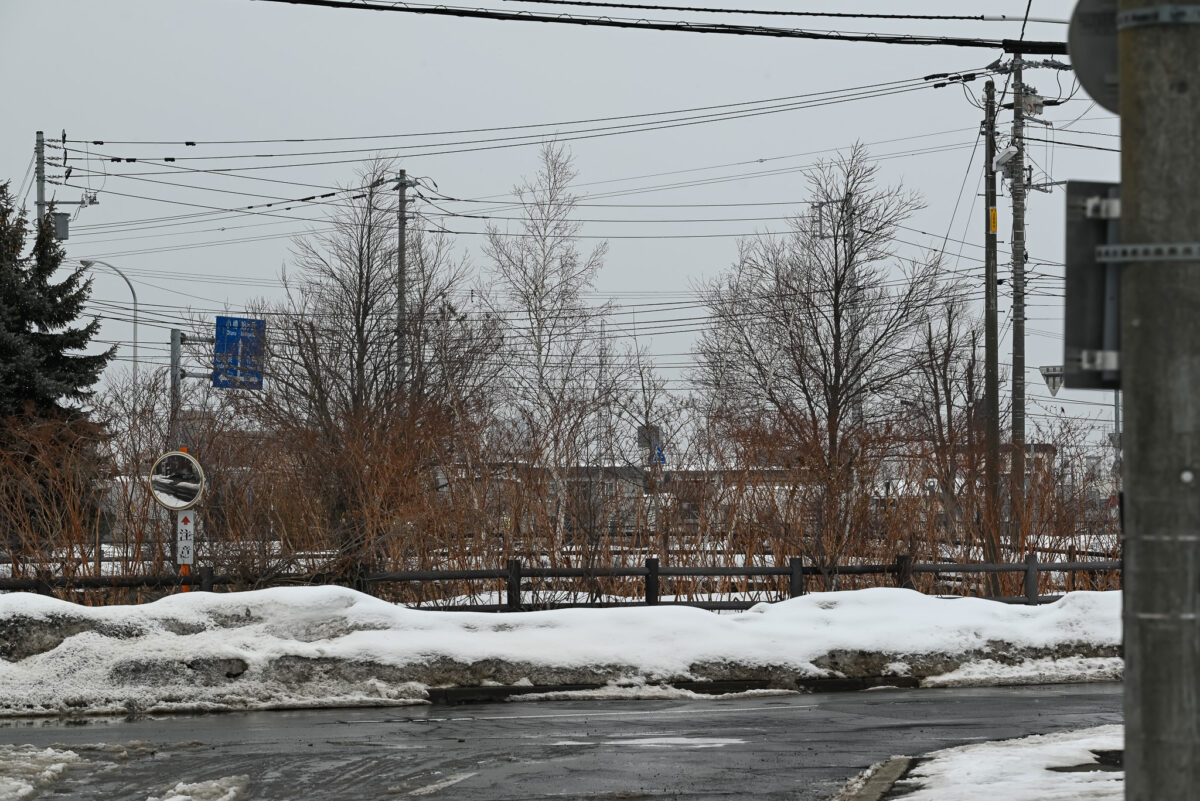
[0,587,1121,716]
[892,724,1123,801]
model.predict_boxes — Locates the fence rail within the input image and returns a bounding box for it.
[0,554,1122,610]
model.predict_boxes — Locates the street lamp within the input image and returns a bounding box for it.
[80,259,137,384]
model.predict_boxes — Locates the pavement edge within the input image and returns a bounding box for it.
[834,756,915,801]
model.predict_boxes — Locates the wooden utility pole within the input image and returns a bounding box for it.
[1120,0,1200,796]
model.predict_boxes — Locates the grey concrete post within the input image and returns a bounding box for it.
[169,328,182,448]
[1120,1,1200,797]
[1010,60,1028,552]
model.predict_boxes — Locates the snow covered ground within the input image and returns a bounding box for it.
[0,586,1121,717]
[837,725,1124,801]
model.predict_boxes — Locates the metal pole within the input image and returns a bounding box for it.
[982,80,1003,595]
[396,170,409,392]
[1120,1,1200,796]
[34,131,45,222]
[81,259,137,385]
[169,328,182,448]
[1009,60,1027,553]
[1114,388,1121,452]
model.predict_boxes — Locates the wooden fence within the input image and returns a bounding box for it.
[0,554,1122,610]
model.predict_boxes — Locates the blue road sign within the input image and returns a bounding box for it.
[213,316,266,390]
[653,444,666,466]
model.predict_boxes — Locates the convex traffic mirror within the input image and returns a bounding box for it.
[148,451,206,511]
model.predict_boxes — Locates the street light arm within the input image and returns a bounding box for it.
[80,258,138,383]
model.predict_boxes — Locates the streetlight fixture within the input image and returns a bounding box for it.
[80,259,137,384]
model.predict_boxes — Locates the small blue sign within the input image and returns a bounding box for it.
[652,444,666,466]
[213,316,266,390]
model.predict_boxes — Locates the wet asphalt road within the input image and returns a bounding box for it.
[0,683,1122,801]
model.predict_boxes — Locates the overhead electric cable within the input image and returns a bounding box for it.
[251,0,1070,54]
[68,75,956,147]
[65,82,957,177]
[63,137,983,245]
[1023,135,1120,153]
[495,0,1068,24]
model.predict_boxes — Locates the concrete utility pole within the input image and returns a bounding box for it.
[34,131,46,221]
[32,130,88,238]
[1009,61,1028,552]
[169,329,183,448]
[982,80,1002,590]
[1120,1,1200,797]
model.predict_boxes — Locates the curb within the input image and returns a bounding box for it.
[838,756,916,801]
[426,675,921,704]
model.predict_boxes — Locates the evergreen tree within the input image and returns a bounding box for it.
[0,181,113,418]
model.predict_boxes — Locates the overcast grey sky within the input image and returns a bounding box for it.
[1,0,1118,434]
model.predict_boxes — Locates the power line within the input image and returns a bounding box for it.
[63,116,993,237]
[61,139,987,253]
[60,82,957,178]
[1023,135,1120,153]
[496,0,1068,25]
[253,0,1070,54]
[67,75,947,149]
[14,154,36,205]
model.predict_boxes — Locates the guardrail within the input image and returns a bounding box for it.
[0,553,1121,609]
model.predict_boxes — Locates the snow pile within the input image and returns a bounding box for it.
[0,587,1121,716]
[0,744,84,800]
[146,775,248,801]
[925,655,1125,687]
[894,724,1123,800]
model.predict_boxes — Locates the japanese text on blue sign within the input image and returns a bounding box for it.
[213,316,266,390]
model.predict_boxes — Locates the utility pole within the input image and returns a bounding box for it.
[32,130,89,238]
[1112,388,1121,456]
[1009,60,1028,553]
[1120,1,1200,796]
[394,171,416,392]
[169,329,183,448]
[982,80,1003,594]
[35,131,46,222]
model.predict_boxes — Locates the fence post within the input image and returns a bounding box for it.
[789,557,805,598]
[645,558,660,606]
[34,570,53,597]
[1024,553,1039,604]
[353,563,371,595]
[1067,546,1077,592]
[894,554,915,590]
[506,558,522,611]
[199,565,214,593]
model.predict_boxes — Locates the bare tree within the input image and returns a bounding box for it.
[694,144,943,584]
[606,343,689,562]
[265,160,398,429]
[236,160,499,574]
[901,294,1006,592]
[484,142,614,555]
